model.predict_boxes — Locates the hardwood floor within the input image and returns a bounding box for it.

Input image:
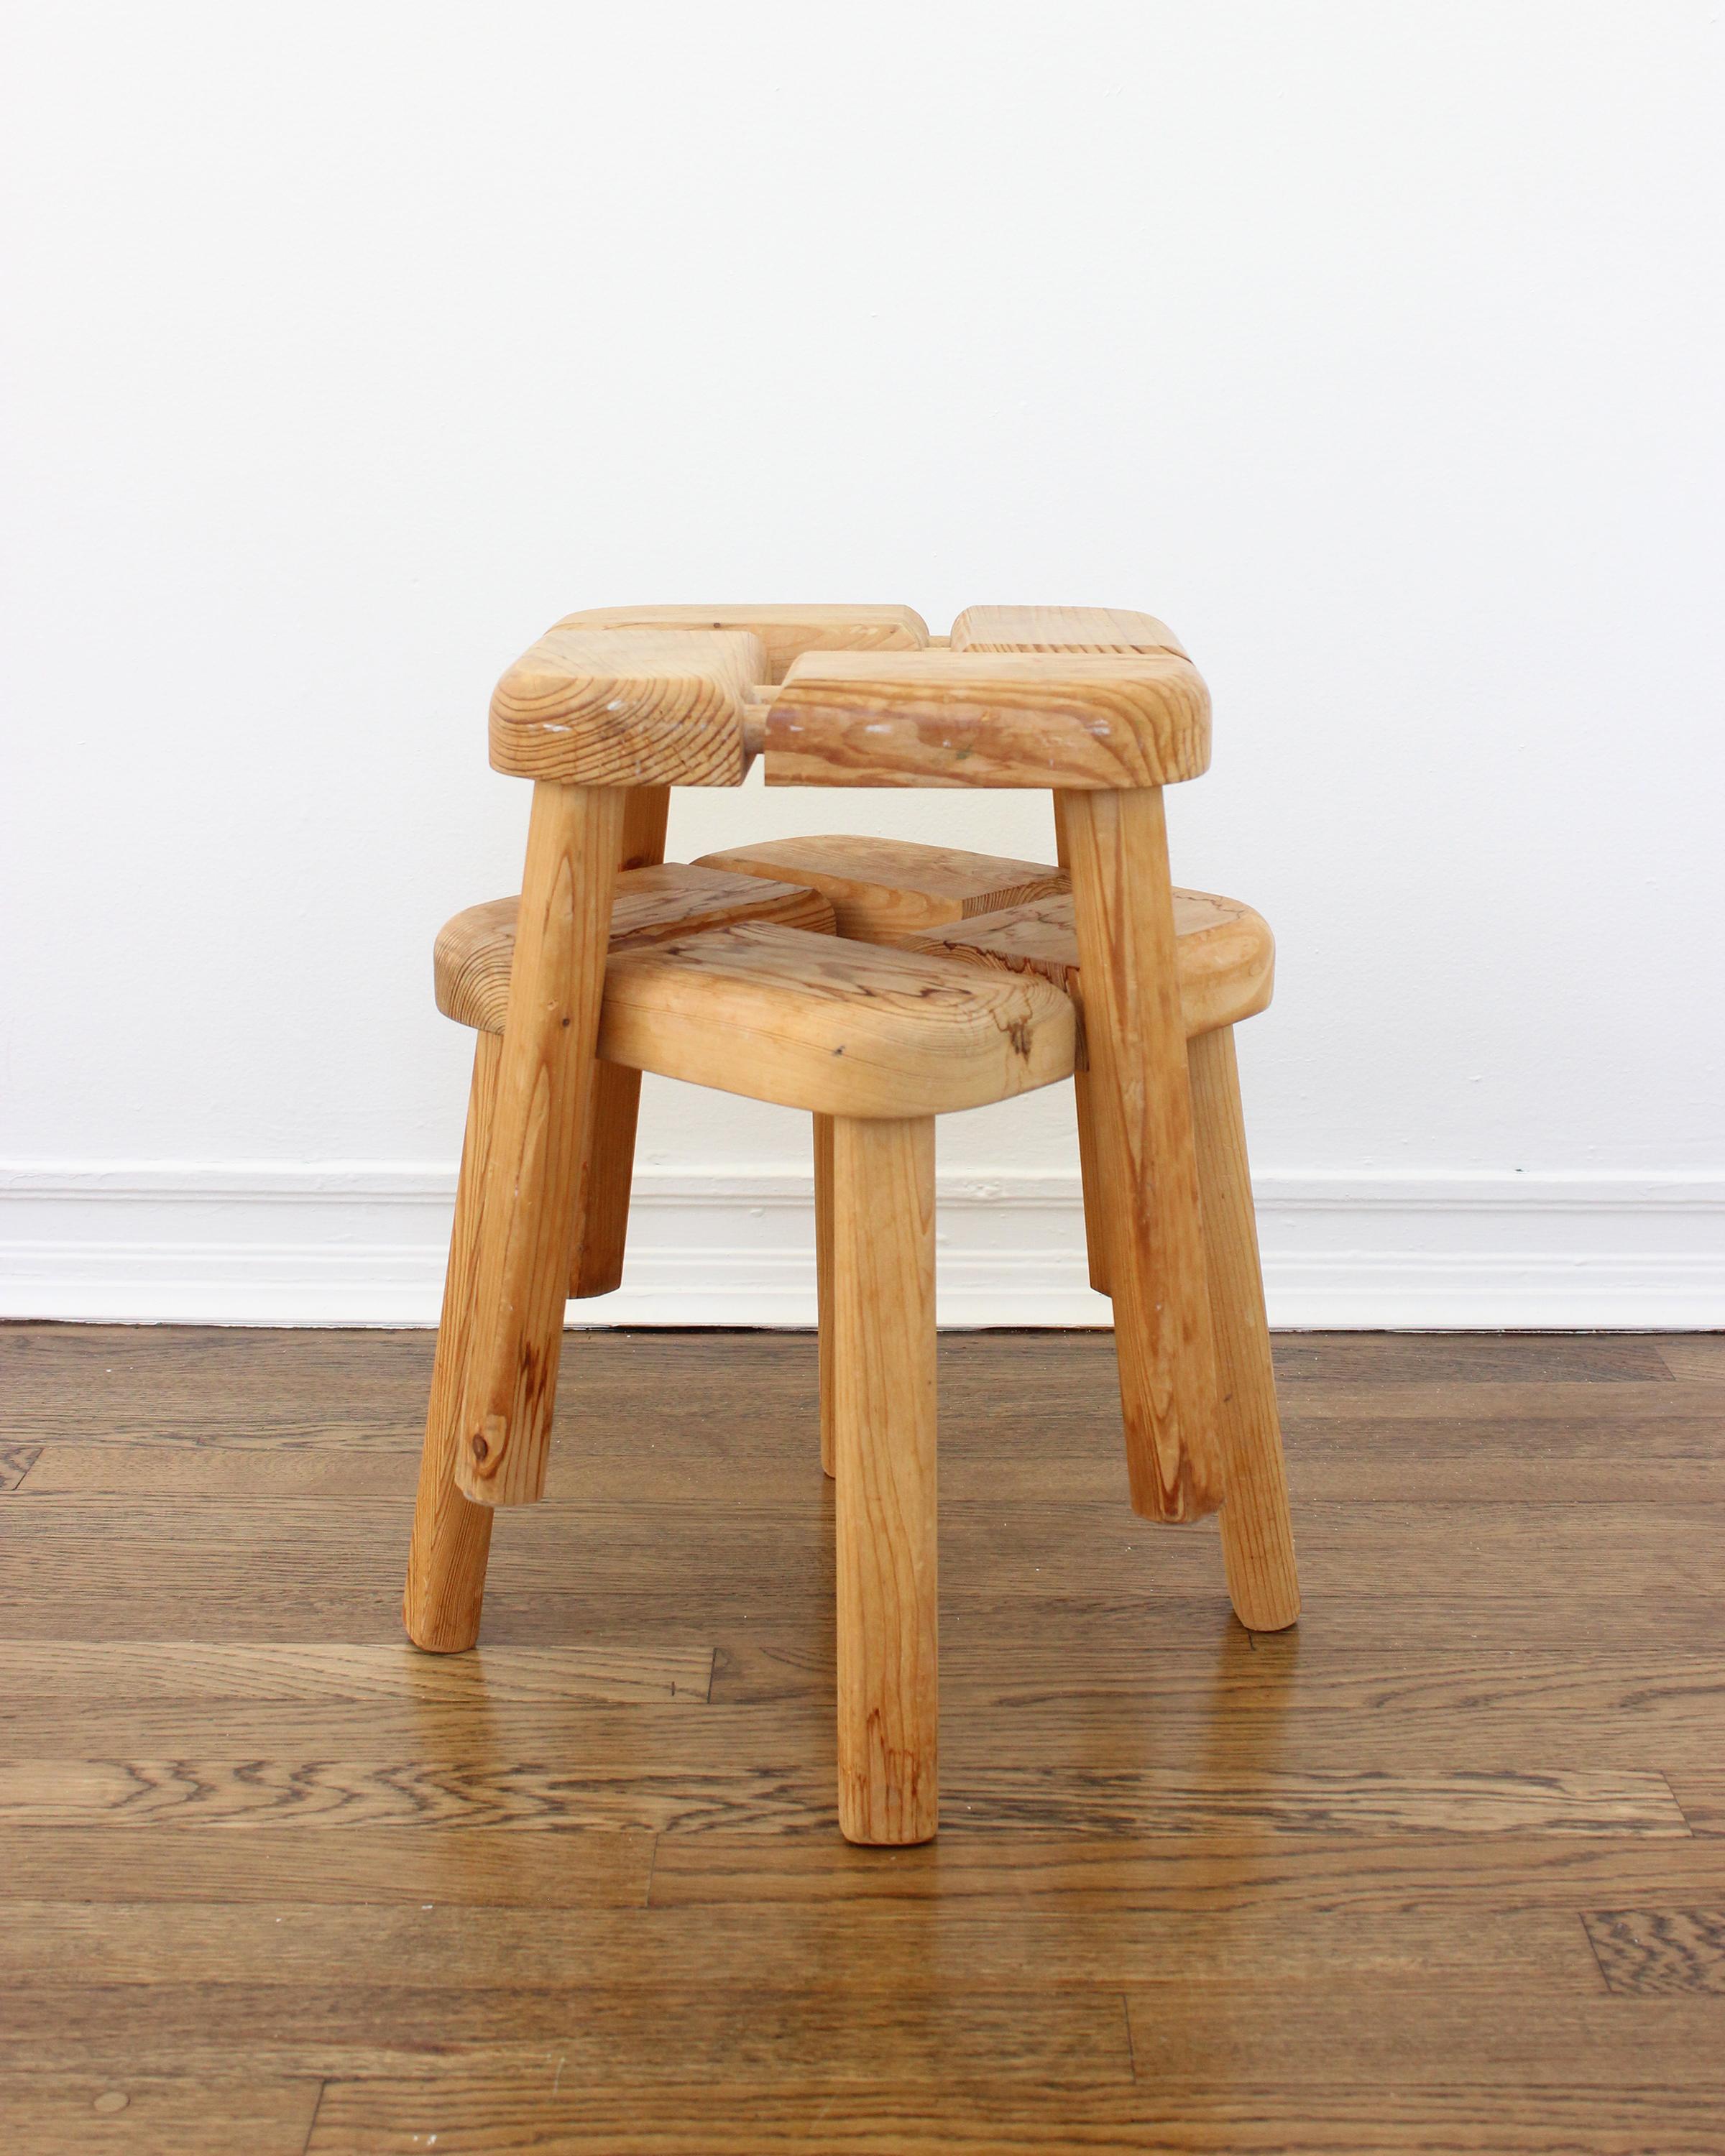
[1,1324,1722,2152]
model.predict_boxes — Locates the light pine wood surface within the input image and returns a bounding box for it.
[950,603,1189,658]
[907,883,1274,1040]
[595,923,1075,1120]
[435,865,837,1036]
[694,834,1070,941]
[762,650,1213,789]
[566,786,672,1301]
[3,1326,1724,2151]
[454,783,623,1508]
[830,1116,940,1844]
[488,627,765,787]
[554,604,929,681]
[1062,788,1225,1523]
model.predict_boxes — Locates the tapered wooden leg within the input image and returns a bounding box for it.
[1190,1025,1300,1630]
[1061,788,1224,1521]
[569,788,669,1299]
[814,1111,836,1478]
[457,781,625,1507]
[404,1032,502,1651]
[1052,795,1111,1298]
[832,1115,938,1845]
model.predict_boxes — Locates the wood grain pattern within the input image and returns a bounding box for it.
[305,2079,1725,2154]
[456,783,622,1506]
[1062,788,1225,1521]
[0,1444,41,1491]
[1053,793,1112,1294]
[0,2073,322,2155]
[597,922,1075,1118]
[906,884,1274,1039]
[488,627,764,786]
[1190,1024,1300,1631]
[951,602,1188,657]
[813,1112,835,1478]
[567,784,671,1299]
[10,1328,1725,2152]
[1584,1909,1725,1994]
[763,650,1212,789]
[0,1641,712,1704]
[693,834,1068,942]
[554,604,928,681]
[831,1116,939,1844]
[402,1032,498,1649]
[4,1898,1598,1990]
[0,1982,1132,2086]
[434,865,837,1036]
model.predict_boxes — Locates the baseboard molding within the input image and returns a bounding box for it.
[1,1162,1721,1329]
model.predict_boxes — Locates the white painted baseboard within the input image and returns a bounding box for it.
[1,1163,1721,1329]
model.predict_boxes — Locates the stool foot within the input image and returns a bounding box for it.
[814,1112,836,1478]
[569,788,668,1299]
[1190,1025,1300,1631]
[405,1033,500,1651]
[1062,788,1225,1521]
[832,1115,939,1845]
[458,782,624,1507]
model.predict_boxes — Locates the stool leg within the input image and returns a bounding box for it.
[1052,796,1111,1299]
[404,1032,501,1651]
[569,787,669,1299]
[1190,1025,1300,1631]
[814,1112,836,1478]
[1060,787,1225,1521]
[831,1114,938,1845]
[458,780,625,1506]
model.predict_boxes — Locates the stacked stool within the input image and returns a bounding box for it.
[404,603,1298,1845]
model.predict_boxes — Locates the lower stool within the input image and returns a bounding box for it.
[697,837,1300,1635]
[407,900,1075,1843]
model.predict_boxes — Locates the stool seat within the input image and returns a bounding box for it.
[553,604,929,682]
[435,862,834,1035]
[439,900,1075,1118]
[692,839,1273,1039]
[908,888,1274,1041]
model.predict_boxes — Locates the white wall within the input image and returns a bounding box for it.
[4,1,1722,1325]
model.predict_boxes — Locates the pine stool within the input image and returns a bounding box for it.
[410,888,1075,1843]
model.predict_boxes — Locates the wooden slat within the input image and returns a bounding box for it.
[434,865,836,1036]
[651,1831,1725,1913]
[596,922,1075,1118]
[0,1641,712,1703]
[1670,1773,1725,1835]
[1656,1336,1725,1383]
[0,2073,321,2155]
[693,834,1067,941]
[555,604,929,682]
[951,602,1189,657]
[2,1899,1600,1990]
[905,885,1275,1038]
[763,649,1212,789]
[0,1981,1130,2084]
[1583,1910,1725,1994]
[0,1758,1685,1835]
[488,627,764,786]
[0,1828,654,1906]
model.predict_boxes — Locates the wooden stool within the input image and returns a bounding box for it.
[402,598,1300,1843]
[410,896,1075,1844]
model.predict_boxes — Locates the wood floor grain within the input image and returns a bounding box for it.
[2,1323,1722,2152]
